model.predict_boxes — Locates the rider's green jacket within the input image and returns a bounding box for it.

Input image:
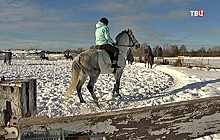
[95,21,114,45]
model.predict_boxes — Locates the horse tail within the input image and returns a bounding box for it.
[65,56,81,98]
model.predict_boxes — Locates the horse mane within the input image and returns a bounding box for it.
[115,29,132,44]
[115,31,124,43]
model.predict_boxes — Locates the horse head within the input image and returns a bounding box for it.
[115,29,140,49]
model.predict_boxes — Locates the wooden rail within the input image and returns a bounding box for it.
[162,57,220,69]
[19,96,220,140]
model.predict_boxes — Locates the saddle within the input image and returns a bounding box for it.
[95,45,119,73]
[95,45,114,63]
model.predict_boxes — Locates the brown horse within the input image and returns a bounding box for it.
[126,48,134,65]
[144,53,154,68]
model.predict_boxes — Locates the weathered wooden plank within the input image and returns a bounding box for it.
[0,79,37,118]
[19,95,220,140]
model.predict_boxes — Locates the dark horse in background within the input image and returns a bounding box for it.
[4,52,12,65]
[64,54,73,60]
[40,51,49,60]
[144,52,154,68]
[40,55,49,60]
[126,48,134,65]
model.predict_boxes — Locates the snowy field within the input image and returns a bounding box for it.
[1,59,220,139]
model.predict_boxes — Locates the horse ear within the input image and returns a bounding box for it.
[128,29,132,33]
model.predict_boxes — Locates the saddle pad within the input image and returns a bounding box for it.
[98,50,112,64]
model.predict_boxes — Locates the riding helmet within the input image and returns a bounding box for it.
[100,18,109,25]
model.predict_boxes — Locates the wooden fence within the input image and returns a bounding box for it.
[1,79,220,139]
[163,56,220,69]
[19,95,220,140]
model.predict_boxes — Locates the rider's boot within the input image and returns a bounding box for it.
[111,60,121,68]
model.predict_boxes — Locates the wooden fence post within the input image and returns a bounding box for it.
[0,79,37,118]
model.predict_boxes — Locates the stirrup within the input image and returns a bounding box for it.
[112,69,116,74]
[111,64,121,68]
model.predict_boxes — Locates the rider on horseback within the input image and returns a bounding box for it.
[95,18,121,69]
[146,45,152,57]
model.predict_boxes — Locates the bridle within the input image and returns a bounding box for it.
[116,30,138,48]
[125,30,139,47]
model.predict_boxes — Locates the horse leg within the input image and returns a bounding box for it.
[152,56,154,68]
[76,74,88,103]
[87,72,100,106]
[113,71,123,98]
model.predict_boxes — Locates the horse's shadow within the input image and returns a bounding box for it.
[102,78,220,110]
[128,78,220,101]
[170,78,220,95]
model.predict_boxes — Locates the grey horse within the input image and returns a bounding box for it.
[65,29,140,106]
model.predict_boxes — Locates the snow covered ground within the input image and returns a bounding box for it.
[1,59,220,139]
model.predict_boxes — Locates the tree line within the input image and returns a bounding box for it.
[132,43,220,57]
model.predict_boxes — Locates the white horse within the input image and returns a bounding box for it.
[65,29,140,106]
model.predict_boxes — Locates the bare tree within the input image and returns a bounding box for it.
[170,45,179,57]
[198,47,206,57]
[179,45,187,56]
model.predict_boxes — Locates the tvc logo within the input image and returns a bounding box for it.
[190,10,204,17]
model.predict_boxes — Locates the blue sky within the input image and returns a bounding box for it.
[0,0,219,51]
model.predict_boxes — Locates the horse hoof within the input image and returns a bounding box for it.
[93,100,100,107]
[113,94,122,98]
[116,94,122,98]
[113,94,118,97]
[95,102,100,108]
[80,100,86,103]
[63,95,71,99]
